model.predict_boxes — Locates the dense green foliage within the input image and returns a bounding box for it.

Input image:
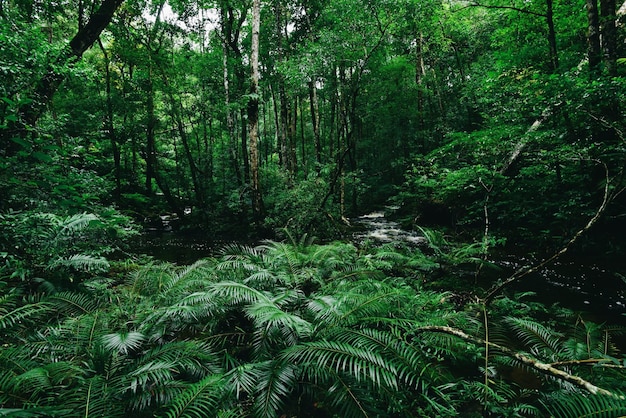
[1,238,625,417]
[1,0,626,416]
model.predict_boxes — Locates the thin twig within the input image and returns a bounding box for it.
[484,161,612,305]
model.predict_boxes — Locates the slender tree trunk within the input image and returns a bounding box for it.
[308,81,322,170]
[221,10,242,187]
[290,96,298,177]
[299,95,306,175]
[587,0,602,74]
[600,0,617,76]
[145,70,157,196]
[546,0,559,71]
[248,0,263,220]
[98,38,121,201]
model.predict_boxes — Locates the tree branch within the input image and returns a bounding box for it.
[484,161,612,304]
[20,0,125,128]
[417,325,623,398]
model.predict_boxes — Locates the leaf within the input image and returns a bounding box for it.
[102,331,145,355]
[31,151,53,162]
[10,137,31,150]
[163,375,226,418]
[48,255,110,273]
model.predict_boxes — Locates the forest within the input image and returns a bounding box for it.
[1,0,626,416]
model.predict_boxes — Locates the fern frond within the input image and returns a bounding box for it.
[541,391,626,418]
[48,291,100,315]
[48,254,110,273]
[102,331,145,355]
[505,316,564,357]
[283,340,399,389]
[0,301,51,332]
[163,375,228,418]
[253,360,296,418]
[225,363,261,399]
[57,213,99,237]
[209,281,271,305]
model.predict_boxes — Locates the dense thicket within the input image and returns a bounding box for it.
[1,0,626,416]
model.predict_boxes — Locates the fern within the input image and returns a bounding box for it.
[48,255,110,273]
[48,292,100,315]
[209,281,271,305]
[0,302,52,333]
[253,360,296,418]
[283,340,400,389]
[505,316,564,358]
[541,391,626,418]
[162,375,227,418]
[102,331,145,355]
[56,213,99,238]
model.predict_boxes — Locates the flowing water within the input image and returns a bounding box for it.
[134,210,626,323]
[352,210,626,324]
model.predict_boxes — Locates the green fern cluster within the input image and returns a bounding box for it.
[1,239,625,417]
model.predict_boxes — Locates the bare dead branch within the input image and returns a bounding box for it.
[417,325,623,398]
[484,161,612,304]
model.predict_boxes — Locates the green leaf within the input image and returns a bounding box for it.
[10,137,31,150]
[31,151,53,162]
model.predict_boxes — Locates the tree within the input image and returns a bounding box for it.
[248,0,264,221]
[4,0,125,147]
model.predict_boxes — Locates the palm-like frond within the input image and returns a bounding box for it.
[48,255,110,273]
[253,360,297,418]
[541,391,626,418]
[162,375,228,418]
[56,213,99,238]
[209,281,271,305]
[505,316,564,358]
[0,301,51,333]
[283,340,400,389]
[102,331,145,355]
[224,363,261,399]
[48,291,100,315]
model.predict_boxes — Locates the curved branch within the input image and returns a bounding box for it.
[417,325,623,398]
[484,161,612,305]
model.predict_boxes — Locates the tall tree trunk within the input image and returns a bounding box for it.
[546,0,559,71]
[221,8,242,187]
[145,70,157,196]
[98,38,121,201]
[308,80,322,170]
[600,0,617,76]
[248,0,263,220]
[587,0,602,75]
[290,96,298,177]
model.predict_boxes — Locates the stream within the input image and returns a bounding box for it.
[134,210,626,324]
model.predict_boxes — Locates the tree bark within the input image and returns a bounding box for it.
[308,80,322,170]
[599,0,617,76]
[587,0,602,74]
[248,0,264,221]
[418,326,621,398]
[546,0,559,71]
[97,38,121,202]
[21,0,125,129]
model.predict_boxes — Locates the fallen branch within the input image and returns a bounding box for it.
[417,325,623,398]
[484,160,614,305]
[499,106,556,176]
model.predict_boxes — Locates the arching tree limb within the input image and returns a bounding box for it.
[20,0,125,128]
[417,325,623,398]
[484,161,615,304]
